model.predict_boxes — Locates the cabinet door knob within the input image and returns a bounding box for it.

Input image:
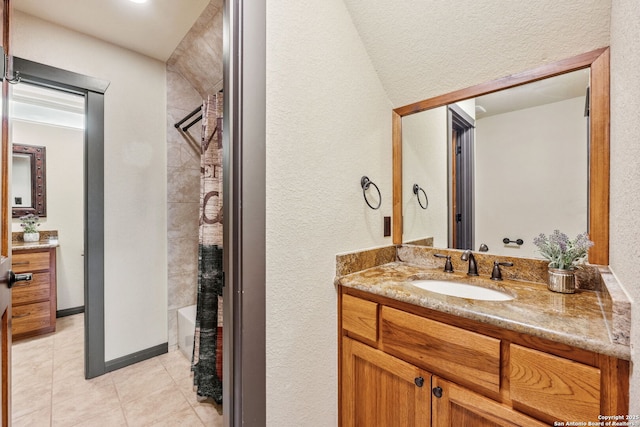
[414,377,424,387]
[432,386,443,398]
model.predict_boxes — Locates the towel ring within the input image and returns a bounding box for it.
[413,184,428,210]
[361,176,381,210]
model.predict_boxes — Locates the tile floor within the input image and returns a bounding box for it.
[11,314,223,426]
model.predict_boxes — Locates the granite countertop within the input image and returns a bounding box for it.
[12,230,59,251]
[335,260,631,360]
[12,240,59,251]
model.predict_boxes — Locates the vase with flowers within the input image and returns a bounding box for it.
[19,214,41,242]
[533,230,594,293]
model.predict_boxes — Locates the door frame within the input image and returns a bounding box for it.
[447,104,475,250]
[13,57,109,379]
[223,0,266,425]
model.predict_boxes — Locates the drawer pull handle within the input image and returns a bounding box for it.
[432,386,443,398]
[13,312,31,319]
[13,261,30,266]
[14,280,33,287]
[414,377,424,388]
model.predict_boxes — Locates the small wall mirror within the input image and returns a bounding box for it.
[12,143,47,218]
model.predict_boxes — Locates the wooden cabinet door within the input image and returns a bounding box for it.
[432,376,547,427]
[342,337,430,427]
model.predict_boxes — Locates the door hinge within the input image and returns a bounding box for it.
[456,145,462,155]
[456,213,462,223]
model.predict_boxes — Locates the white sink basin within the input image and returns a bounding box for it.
[409,280,514,301]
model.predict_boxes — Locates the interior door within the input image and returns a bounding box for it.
[0,0,12,424]
[449,105,474,250]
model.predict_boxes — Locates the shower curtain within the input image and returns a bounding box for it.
[192,92,224,404]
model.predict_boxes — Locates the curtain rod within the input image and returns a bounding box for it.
[174,89,223,132]
[174,106,201,130]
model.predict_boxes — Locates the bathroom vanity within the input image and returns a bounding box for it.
[337,46,630,426]
[336,246,630,426]
[11,234,59,340]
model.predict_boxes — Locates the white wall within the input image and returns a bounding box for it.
[265,0,392,424]
[13,11,168,361]
[475,97,588,257]
[264,1,620,423]
[402,106,448,245]
[12,120,84,311]
[610,0,640,414]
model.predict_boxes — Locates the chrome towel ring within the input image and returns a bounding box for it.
[413,184,428,210]
[361,176,381,210]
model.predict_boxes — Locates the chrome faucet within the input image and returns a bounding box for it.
[461,250,479,276]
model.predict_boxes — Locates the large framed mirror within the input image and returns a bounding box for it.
[393,47,609,265]
[12,143,47,218]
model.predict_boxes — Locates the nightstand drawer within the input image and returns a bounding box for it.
[12,251,51,273]
[12,301,52,336]
[12,272,51,305]
[381,306,501,395]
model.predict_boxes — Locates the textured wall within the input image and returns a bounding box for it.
[265,0,393,424]
[343,0,611,107]
[166,0,224,350]
[610,0,640,414]
[13,11,168,360]
[263,0,618,423]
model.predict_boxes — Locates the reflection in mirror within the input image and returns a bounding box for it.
[12,143,47,217]
[394,48,610,264]
[403,70,589,258]
[13,153,33,208]
[403,106,448,246]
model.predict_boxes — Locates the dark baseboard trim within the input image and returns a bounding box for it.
[104,343,168,373]
[56,306,85,318]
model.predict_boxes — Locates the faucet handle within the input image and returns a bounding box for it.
[491,261,514,281]
[434,254,453,273]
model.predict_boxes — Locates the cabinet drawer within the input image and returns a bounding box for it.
[12,272,50,305]
[12,301,52,337]
[12,251,51,273]
[342,294,378,344]
[381,306,501,395]
[510,344,600,423]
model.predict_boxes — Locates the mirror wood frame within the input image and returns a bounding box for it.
[392,47,610,265]
[12,143,47,218]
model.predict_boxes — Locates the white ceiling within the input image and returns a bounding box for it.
[12,0,610,109]
[475,69,590,119]
[13,0,210,61]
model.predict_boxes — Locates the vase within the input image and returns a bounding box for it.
[547,267,576,294]
[23,232,40,242]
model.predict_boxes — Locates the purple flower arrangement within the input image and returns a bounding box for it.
[19,214,40,234]
[533,230,594,270]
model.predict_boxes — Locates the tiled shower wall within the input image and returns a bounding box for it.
[166,0,223,349]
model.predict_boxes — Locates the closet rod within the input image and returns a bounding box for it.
[174,105,201,129]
